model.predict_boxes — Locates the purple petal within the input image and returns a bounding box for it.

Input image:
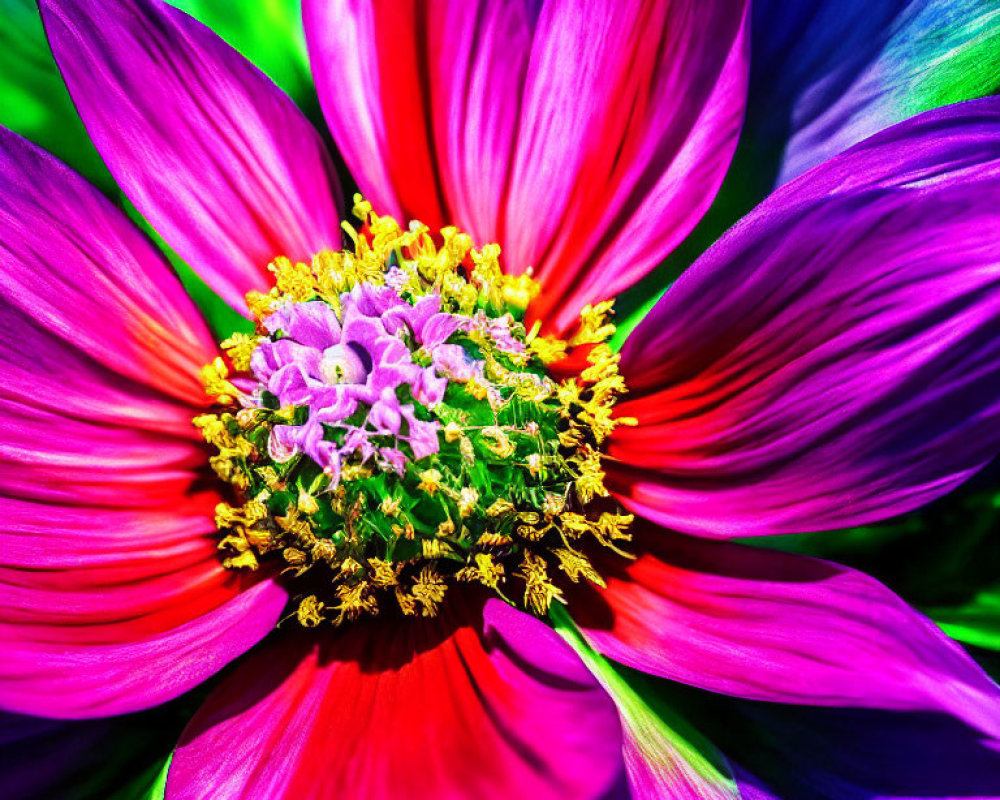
[749,0,1000,186]
[433,343,478,381]
[383,295,459,347]
[569,522,1000,739]
[411,367,448,406]
[269,425,300,462]
[41,0,342,313]
[419,313,465,349]
[379,447,407,474]
[267,362,320,406]
[339,310,388,353]
[349,282,408,317]
[730,766,781,800]
[367,394,402,435]
[251,339,321,384]
[311,392,358,423]
[313,441,342,483]
[264,301,342,348]
[403,411,443,460]
[612,98,1000,537]
[166,600,626,799]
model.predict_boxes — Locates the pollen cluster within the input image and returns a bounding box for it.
[195,196,635,626]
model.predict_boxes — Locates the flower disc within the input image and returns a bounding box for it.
[197,198,634,625]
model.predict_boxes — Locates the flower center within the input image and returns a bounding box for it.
[195,197,635,626]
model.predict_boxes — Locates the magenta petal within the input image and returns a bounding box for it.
[305,0,458,227]
[1,300,203,445]
[570,523,1000,740]
[167,600,625,800]
[0,579,286,719]
[305,0,749,334]
[611,98,1000,537]
[0,127,286,719]
[1,496,248,644]
[41,0,343,312]
[505,0,749,333]
[0,129,208,503]
[0,401,207,506]
[0,126,215,404]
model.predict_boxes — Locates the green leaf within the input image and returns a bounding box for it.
[927,583,1000,652]
[143,756,171,800]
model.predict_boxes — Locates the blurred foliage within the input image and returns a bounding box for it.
[1,699,187,800]
[105,757,170,800]
[0,0,115,192]
[119,757,170,800]
[169,0,315,115]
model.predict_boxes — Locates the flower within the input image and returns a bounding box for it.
[0,0,999,798]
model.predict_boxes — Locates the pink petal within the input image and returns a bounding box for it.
[0,400,206,506]
[41,0,343,313]
[610,98,1000,537]
[569,522,1000,740]
[2,495,237,644]
[0,129,287,718]
[0,129,210,506]
[0,302,202,439]
[306,0,542,233]
[0,578,286,719]
[167,600,626,799]
[0,127,215,404]
[507,0,749,334]
[305,0,749,333]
